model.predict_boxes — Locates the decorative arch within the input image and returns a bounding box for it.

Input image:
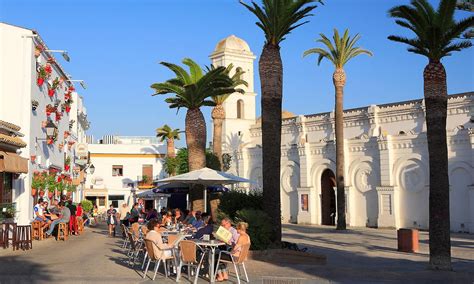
[310,158,336,188]
[348,157,376,193]
[237,99,244,119]
[448,161,474,183]
[281,161,300,193]
[392,155,428,193]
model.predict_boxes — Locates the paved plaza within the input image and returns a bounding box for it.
[0,224,472,283]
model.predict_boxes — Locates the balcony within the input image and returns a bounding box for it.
[137,175,153,189]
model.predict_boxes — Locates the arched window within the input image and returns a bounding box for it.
[237,99,244,119]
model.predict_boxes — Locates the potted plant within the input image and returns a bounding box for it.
[64,130,70,139]
[45,104,55,116]
[34,44,44,58]
[31,100,39,111]
[45,172,56,198]
[64,156,71,171]
[64,91,72,100]
[44,63,53,75]
[47,57,56,64]
[55,111,62,122]
[31,171,45,196]
[68,85,75,92]
[37,65,48,86]
[48,77,60,97]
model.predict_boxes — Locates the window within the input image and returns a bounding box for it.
[98,197,106,207]
[112,165,123,176]
[142,165,153,185]
[237,99,244,119]
[109,195,124,208]
[0,173,13,204]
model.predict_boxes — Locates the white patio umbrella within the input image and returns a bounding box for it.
[155,167,254,211]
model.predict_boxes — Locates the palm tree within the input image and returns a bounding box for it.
[303,29,372,230]
[151,58,242,211]
[211,64,247,169]
[241,0,322,246]
[388,0,473,270]
[156,124,181,158]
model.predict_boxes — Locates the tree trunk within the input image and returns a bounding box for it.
[259,43,283,245]
[212,104,225,170]
[167,138,175,158]
[186,108,206,212]
[424,60,451,270]
[333,68,347,230]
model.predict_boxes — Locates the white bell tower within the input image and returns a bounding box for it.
[209,35,257,154]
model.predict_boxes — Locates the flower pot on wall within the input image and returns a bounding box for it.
[48,191,53,199]
[39,190,45,197]
[65,105,71,113]
[37,77,44,86]
[65,165,70,171]
[48,89,55,97]
[31,188,37,196]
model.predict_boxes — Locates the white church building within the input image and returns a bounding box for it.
[210,35,474,233]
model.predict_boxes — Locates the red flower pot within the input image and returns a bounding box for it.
[65,106,71,113]
[39,190,45,197]
[31,188,37,196]
[48,89,55,97]
[65,165,70,171]
[48,191,53,199]
[47,138,54,145]
[37,77,44,86]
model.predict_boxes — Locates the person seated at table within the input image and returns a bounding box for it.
[173,208,185,224]
[145,218,174,258]
[216,222,251,282]
[146,208,158,221]
[183,210,195,225]
[33,198,51,229]
[191,212,204,229]
[192,214,214,240]
[220,217,240,246]
[48,200,60,215]
[45,202,70,237]
[161,211,173,227]
[129,203,140,224]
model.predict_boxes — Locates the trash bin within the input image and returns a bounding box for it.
[397,228,419,253]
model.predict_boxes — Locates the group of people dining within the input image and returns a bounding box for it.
[117,202,251,282]
[33,197,87,238]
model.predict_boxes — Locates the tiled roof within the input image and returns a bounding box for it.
[0,133,27,148]
[0,120,21,132]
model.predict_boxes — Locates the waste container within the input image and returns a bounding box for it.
[397,228,419,253]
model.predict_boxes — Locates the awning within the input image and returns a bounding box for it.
[0,151,28,173]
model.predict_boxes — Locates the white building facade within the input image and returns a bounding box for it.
[0,23,90,224]
[213,35,474,233]
[84,136,167,211]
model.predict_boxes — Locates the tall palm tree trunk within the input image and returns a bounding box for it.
[260,43,283,245]
[424,60,451,270]
[333,68,347,230]
[186,108,206,211]
[167,138,175,158]
[212,104,225,170]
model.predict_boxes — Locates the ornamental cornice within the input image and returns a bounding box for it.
[376,186,395,192]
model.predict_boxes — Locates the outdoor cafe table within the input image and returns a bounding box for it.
[193,239,225,283]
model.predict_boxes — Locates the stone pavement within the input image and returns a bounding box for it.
[0,223,472,283]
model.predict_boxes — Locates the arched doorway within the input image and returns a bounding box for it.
[321,169,336,225]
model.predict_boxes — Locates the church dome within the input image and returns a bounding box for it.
[214,35,251,53]
[255,110,296,125]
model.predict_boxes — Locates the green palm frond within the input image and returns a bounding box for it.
[303,28,372,69]
[241,0,323,45]
[151,58,247,111]
[156,124,182,141]
[388,0,474,60]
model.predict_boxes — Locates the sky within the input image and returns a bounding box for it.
[1,0,473,147]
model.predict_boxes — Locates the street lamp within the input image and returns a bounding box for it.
[45,50,70,62]
[67,80,87,89]
[88,164,95,175]
[44,120,57,138]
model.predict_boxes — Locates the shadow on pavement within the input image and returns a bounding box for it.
[0,256,53,283]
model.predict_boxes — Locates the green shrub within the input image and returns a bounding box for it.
[235,209,272,250]
[218,190,263,219]
[175,148,222,174]
[81,199,93,213]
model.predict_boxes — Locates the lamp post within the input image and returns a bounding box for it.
[67,79,87,89]
[36,120,58,144]
[45,50,70,62]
